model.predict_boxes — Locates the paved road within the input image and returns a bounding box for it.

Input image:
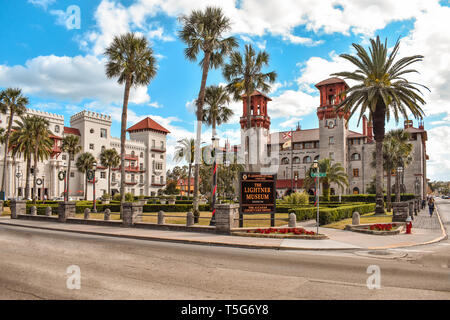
[0,223,448,300]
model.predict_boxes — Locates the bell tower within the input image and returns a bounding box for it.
[240,90,271,171]
[315,77,350,168]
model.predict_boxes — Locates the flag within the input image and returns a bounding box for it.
[282,131,292,149]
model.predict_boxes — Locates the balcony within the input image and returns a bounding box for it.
[125,180,138,185]
[125,154,138,161]
[151,147,166,153]
[151,182,165,187]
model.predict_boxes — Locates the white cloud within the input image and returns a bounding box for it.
[426,126,450,180]
[28,0,55,10]
[0,54,151,105]
[270,89,317,119]
[147,26,176,42]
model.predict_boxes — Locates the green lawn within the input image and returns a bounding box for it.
[323,211,393,230]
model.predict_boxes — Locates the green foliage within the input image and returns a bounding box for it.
[281,191,309,205]
[124,192,134,202]
[102,193,111,200]
[112,193,122,201]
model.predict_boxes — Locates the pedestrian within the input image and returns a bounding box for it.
[428,197,435,217]
[421,199,426,210]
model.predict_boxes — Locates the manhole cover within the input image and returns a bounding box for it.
[354,250,407,259]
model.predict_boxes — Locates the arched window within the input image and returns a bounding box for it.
[55,125,60,133]
[293,157,300,164]
[131,151,135,157]
[351,153,361,161]
[303,156,311,163]
[314,155,320,161]
[281,157,289,165]
[140,152,144,158]
[353,187,360,195]
[101,146,106,152]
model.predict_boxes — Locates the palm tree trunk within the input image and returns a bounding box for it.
[1,110,14,197]
[188,163,192,199]
[395,170,401,202]
[85,171,88,201]
[373,103,386,215]
[25,154,31,199]
[193,51,211,218]
[108,166,111,196]
[386,168,392,211]
[32,150,38,204]
[67,157,72,202]
[120,75,132,214]
[322,182,330,202]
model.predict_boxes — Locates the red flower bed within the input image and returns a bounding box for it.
[247,227,315,236]
[369,223,394,231]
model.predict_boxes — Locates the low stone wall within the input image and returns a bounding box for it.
[17,214,58,222]
[134,222,216,234]
[345,223,404,235]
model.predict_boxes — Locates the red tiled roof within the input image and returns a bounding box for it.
[64,126,81,136]
[348,130,366,138]
[276,179,304,189]
[241,90,272,101]
[127,117,170,134]
[315,77,348,88]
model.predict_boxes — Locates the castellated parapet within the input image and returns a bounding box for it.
[70,110,112,125]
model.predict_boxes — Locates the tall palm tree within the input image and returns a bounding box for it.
[104,32,157,208]
[99,148,120,196]
[332,36,427,214]
[304,158,349,201]
[0,88,28,199]
[28,116,53,203]
[223,44,277,169]
[10,116,34,199]
[178,6,237,216]
[388,129,413,202]
[76,152,96,200]
[203,85,234,138]
[174,138,196,198]
[62,134,81,201]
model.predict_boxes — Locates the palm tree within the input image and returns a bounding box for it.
[104,32,157,208]
[76,152,96,200]
[332,36,427,214]
[28,116,53,203]
[62,134,81,201]
[99,148,120,196]
[0,88,28,198]
[178,6,237,216]
[174,138,195,198]
[223,44,277,169]
[304,158,349,201]
[10,116,34,199]
[203,85,234,138]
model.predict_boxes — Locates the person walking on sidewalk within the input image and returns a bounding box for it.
[428,197,435,217]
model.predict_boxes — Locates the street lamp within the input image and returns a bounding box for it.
[209,135,219,226]
[312,160,320,235]
[415,177,420,199]
[16,165,22,200]
[63,162,67,201]
[397,166,403,200]
[92,162,97,213]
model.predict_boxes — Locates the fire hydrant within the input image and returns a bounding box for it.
[405,216,412,234]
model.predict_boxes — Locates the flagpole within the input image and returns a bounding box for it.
[290,128,293,193]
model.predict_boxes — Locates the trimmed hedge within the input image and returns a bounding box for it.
[289,203,376,225]
[308,193,416,203]
[143,204,210,213]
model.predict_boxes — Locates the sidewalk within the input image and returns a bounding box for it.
[0,206,446,251]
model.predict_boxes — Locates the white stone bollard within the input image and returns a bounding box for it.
[352,211,360,225]
[45,206,52,217]
[30,206,37,216]
[104,208,111,221]
[157,210,165,225]
[289,212,297,228]
[84,208,91,220]
[186,212,194,226]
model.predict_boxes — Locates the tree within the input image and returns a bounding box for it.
[10,116,35,199]
[62,134,81,201]
[174,138,195,198]
[332,36,427,214]
[100,148,120,196]
[178,6,237,217]
[304,158,348,201]
[0,88,28,198]
[104,32,157,210]
[203,85,233,138]
[371,129,413,210]
[76,152,96,200]
[30,116,53,203]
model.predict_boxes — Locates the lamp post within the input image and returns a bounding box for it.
[397,166,403,202]
[209,135,219,226]
[313,160,320,235]
[294,174,298,192]
[16,165,22,200]
[415,177,420,199]
[63,162,67,201]
[41,175,45,201]
[92,162,97,213]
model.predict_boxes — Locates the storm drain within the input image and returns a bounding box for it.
[354,250,408,259]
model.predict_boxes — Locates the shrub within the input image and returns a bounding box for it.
[281,191,309,205]
[112,193,122,201]
[143,204,210,213]
[102,193,111,200]
[125,193,134,202]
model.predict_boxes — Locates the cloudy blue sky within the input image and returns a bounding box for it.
[1,0,450,180]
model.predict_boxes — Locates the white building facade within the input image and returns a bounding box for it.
[0,109,169,200]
